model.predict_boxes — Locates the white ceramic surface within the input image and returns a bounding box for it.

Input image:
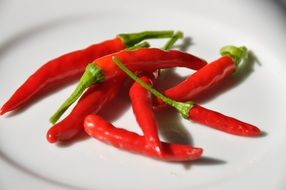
[1,0,286,189]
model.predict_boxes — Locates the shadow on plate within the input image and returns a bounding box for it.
[155,108,193,146]
[274,0,286,17]
[166,155,227,170]
[55,130,90,148]
[182,156,227,170]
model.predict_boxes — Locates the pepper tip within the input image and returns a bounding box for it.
[190,147,203,160]
[46,132,58,143]
[0,108,5,115]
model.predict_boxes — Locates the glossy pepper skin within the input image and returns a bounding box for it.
[113,56,261,137]
[84,114,203,161]
[129,75,163,156]
[50,48,207,123]
[163,56,235,102]
[0,38,125,115]
[0,30,175,115]
[188,104,260,136]
[158,46,248,103]
[47,43,151,141]
[47,77,124,143]
[47,32,185,143]
[127,31,184,155]
[91,48,207,81]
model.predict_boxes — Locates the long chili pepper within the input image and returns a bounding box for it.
[188,104,260,136]
[129,31,183,156]
[84,114,203,161]
[113,56,261,137]
[46,42,150,143]
[0,30,175,115]
[129,75,163,155]
[161,45,248,102]
[50,48,207,123]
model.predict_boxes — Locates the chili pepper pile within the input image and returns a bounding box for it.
[0,30,262,162]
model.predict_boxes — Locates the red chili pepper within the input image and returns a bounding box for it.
[50,48,207,123]
[128,31,183,156]
[129,75,163,156]
[161,46,248,102]
[113,56,261,137]
[95,48,206,80]
[46,77,124,143]
[188,104,260,136]
[47,42,150,143]
[84,114,203,161]
[0,30,175,115]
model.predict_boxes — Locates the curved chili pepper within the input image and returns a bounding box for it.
[84,114,203,161]
[129,75,163,156]
[161,46,248,102]
[113,56,261,137]
[46,42,150,143]
[47,77,124,143]
[50,48,207,123]
[128,31,184,156]
[0,30,175,115]
[129,31,183,156]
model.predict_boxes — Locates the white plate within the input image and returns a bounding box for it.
[1,0,286,189]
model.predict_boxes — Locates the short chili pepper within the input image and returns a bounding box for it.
[113,56,261,137]
[161,45,248,102]
[46,42,150,143]
[50,47,207,123]
[84,114,203,161]
[0,30,175,115]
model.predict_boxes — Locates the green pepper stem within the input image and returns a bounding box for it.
[112,57,193,118]
[162,31,183,50]
[49,64,104,124]
[155,31,184,76]
[126,41,150,51]
[118,30,174,47]
[220,45,248,66]
[49,42,150,124]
